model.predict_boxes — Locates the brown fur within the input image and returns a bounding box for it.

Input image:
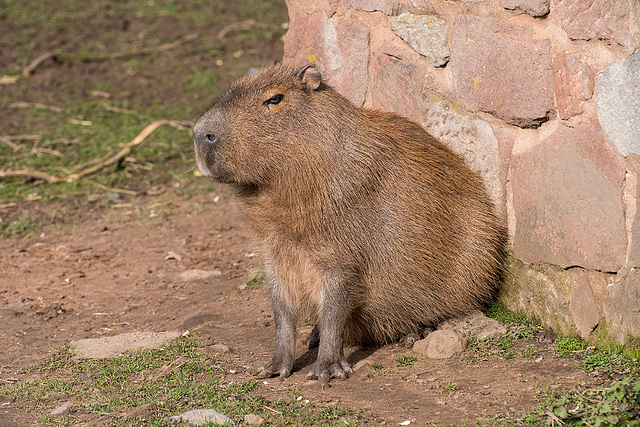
[194,63,507,382]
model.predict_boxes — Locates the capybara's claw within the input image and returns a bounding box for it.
[255,363,292,380]
[305,360,352,383]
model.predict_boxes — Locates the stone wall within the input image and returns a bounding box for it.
[283,0,640,345]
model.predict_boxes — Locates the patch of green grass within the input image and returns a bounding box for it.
[366,363,384,379]
[442,380,458,394]
[554,334,589,357]
[321,405,360,420]
[465,302,546,361]
[0,215,38,236]
[521,378,640,427]
[0,0,287,207]
[2,335,369,426]
[241,273,265,290]
[485,302,532,325]
[551,334,639,378]
[582,349,639,376]
[520,345,539,358]
[395,355,418,367]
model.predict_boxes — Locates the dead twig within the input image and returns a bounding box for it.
[57,33,200,63]
[9,102,63,113]
[33,147,63,157]
[216,20,267,40]
[0,135,42,152]
[69,152,115,173]
[262,405,282,415]
[86,180,138,195]
[100,102,137,115]
[68,118,92,126]
[1,137,25,152]
[20,33,199,76]
[0,120,187,184]
[0,169,64,184]
[153,356,189,379]
[22,52,56,76]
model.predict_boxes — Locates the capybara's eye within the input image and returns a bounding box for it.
[263,94,284,106]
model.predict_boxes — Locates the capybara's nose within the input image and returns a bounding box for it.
[193,119,218,147]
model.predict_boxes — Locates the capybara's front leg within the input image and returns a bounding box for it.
[256,285,297,379]
[305,284,352,383]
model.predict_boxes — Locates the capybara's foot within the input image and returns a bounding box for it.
[304,358,352,383]
[400,332,420,348]
[255,358,293,380]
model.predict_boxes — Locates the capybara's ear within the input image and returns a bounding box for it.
[296,64,322,91]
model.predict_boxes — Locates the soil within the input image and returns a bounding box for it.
[0,1,609,425]
[0,187,607,426]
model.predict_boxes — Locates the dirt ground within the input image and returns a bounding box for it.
[0,1,610,425]
[0,188,607,426]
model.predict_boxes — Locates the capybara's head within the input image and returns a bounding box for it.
[193,63,323,185]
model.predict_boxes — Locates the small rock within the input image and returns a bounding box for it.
[244,414,265,425]
[166,251,183,261]
[438,310,507,340]
[178,269,222,281]
[168,408,234,425]
[208,344,232,354]
[353,358,373,371]
[51,402,72,417]
[413,330,467,359]
[70,331,181,359]
[106,192,121,203]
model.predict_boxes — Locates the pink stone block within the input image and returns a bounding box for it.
[511,122,626,272]
[554,0,635,48]
[553,52,595,120]
[450,14,554,128]
[500,0,550,16]
[284,9,370,106]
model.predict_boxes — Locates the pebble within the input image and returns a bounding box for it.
[244,414,265,425]
[50,402,72,417]
[178,269,223,281]
[353,358,373,371]
[208,344,232,354]
[438,310,507,340]
[168,408,234,425]
[70,331,181,359]
[413,330,467,359]
[106,192,121,203]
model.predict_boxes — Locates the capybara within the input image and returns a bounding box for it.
[193,62,507,382]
